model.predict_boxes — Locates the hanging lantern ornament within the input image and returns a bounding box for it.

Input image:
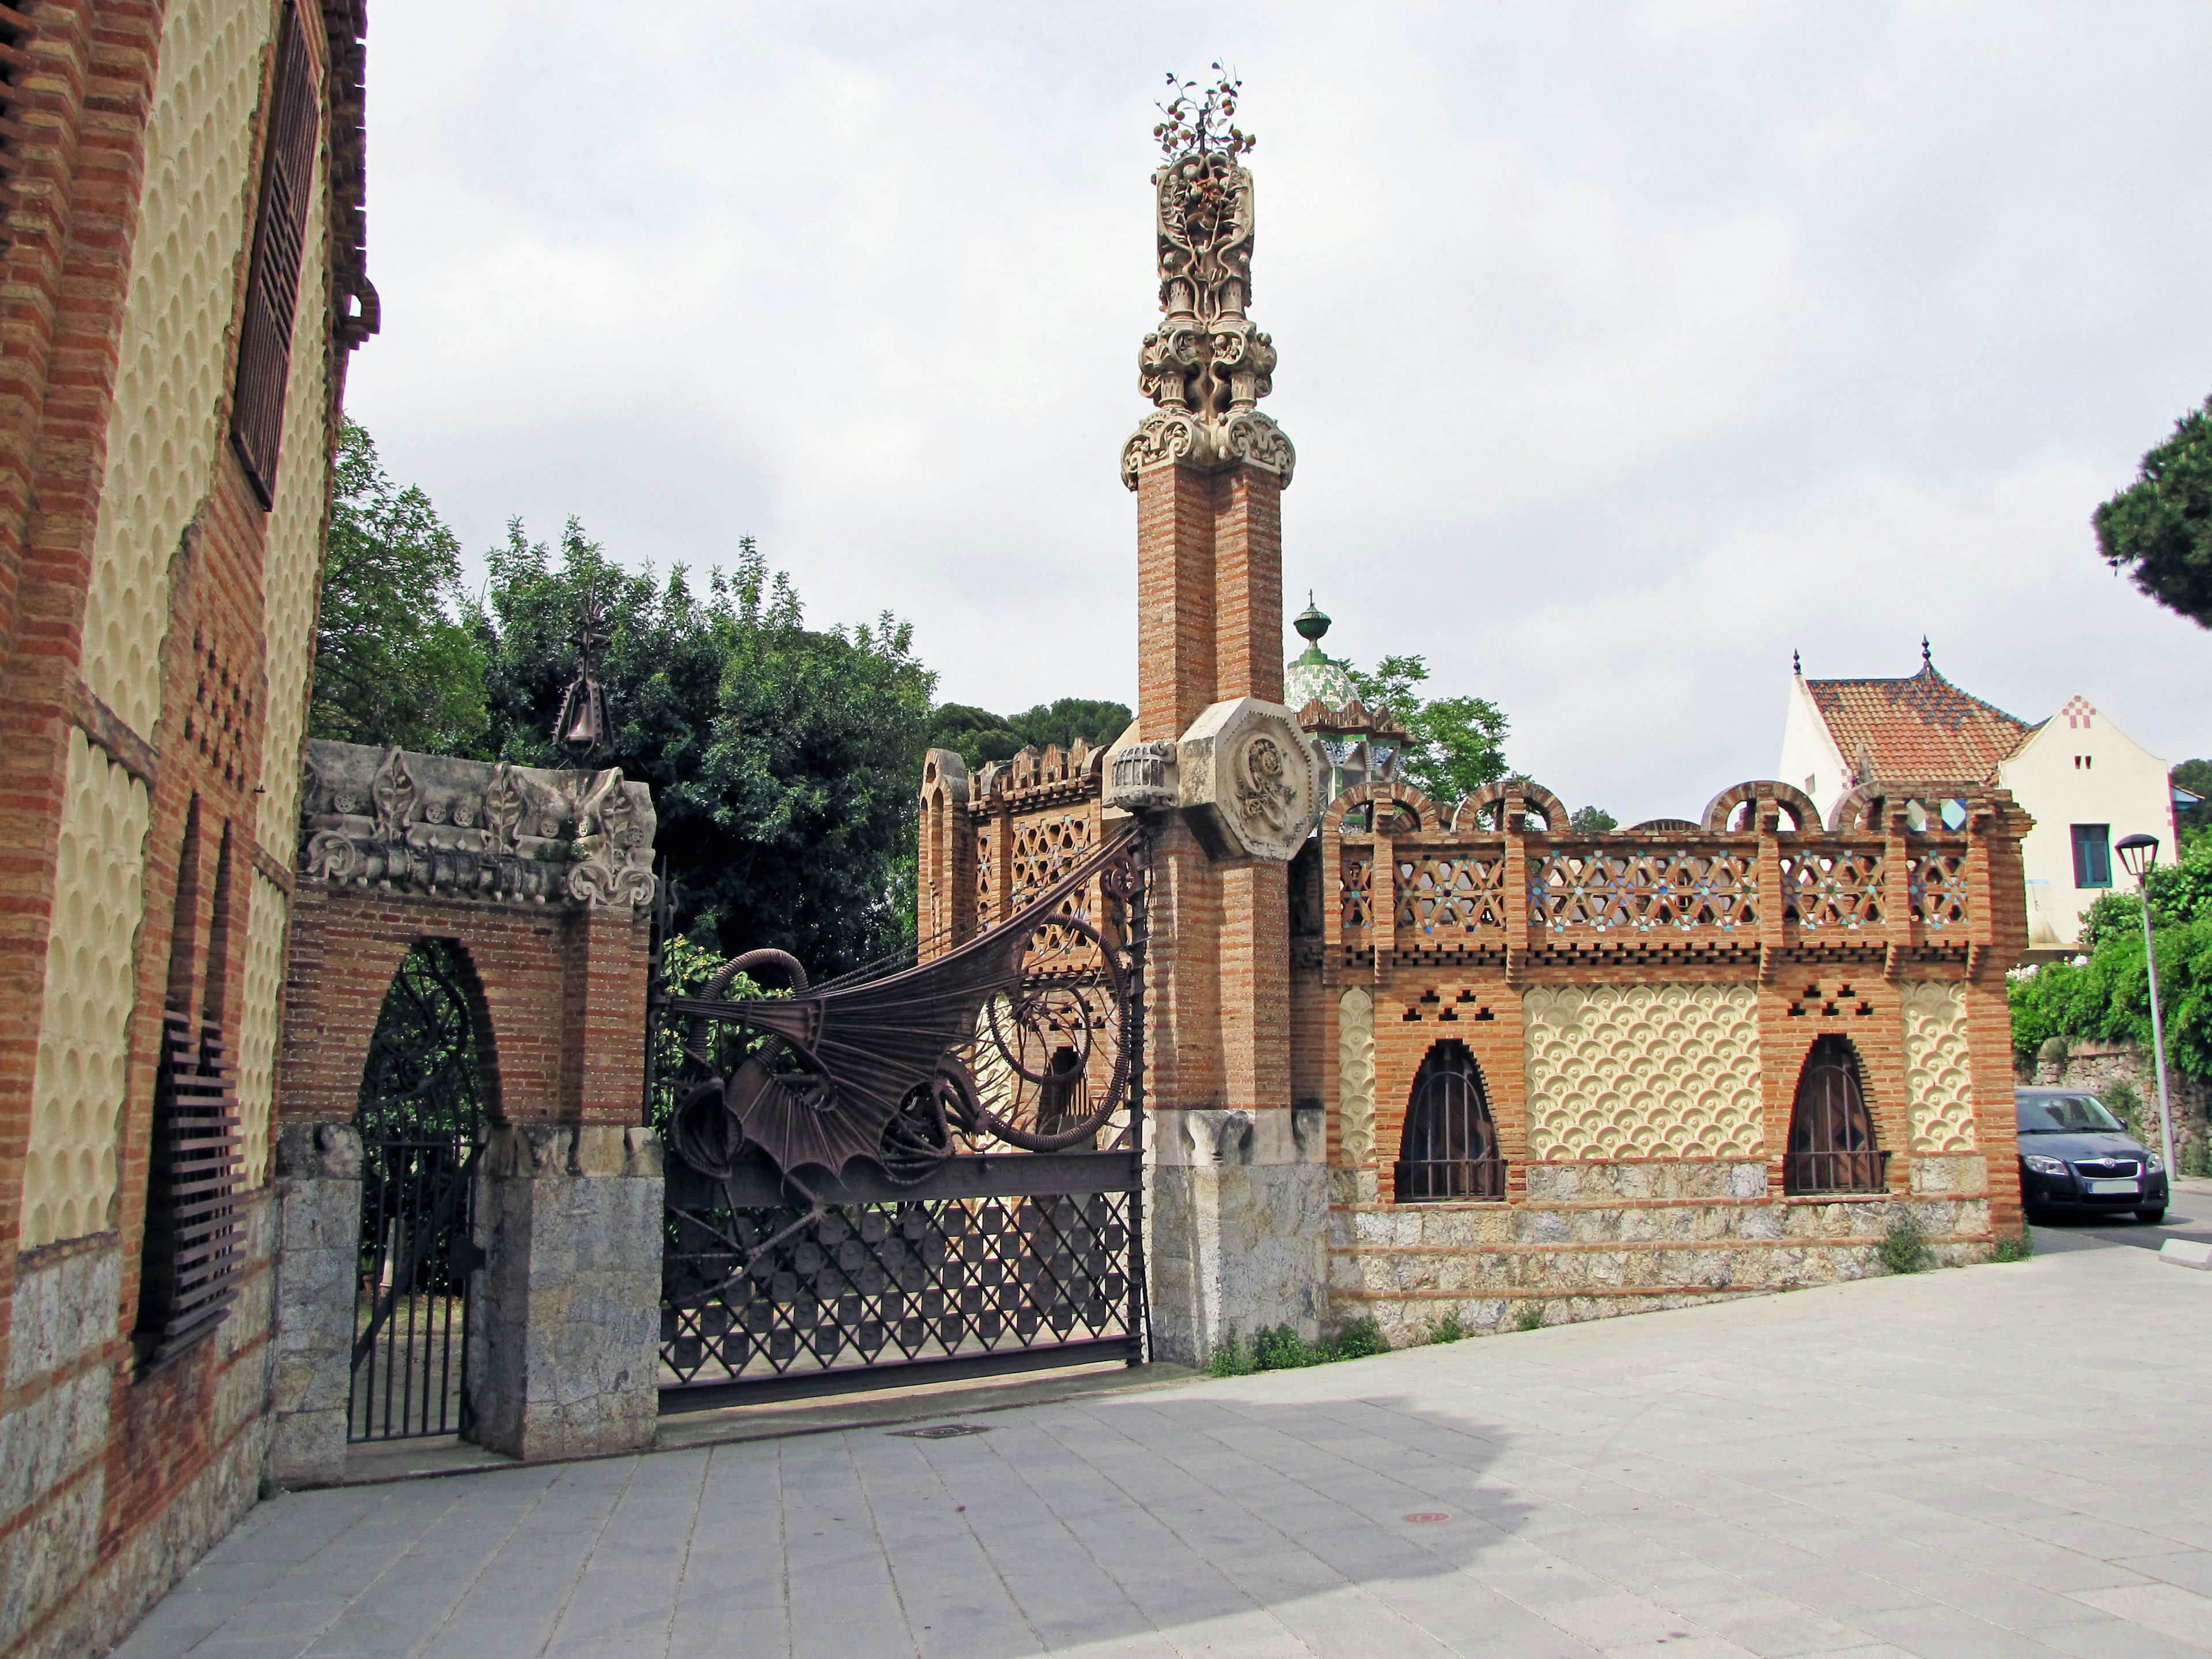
[554,590,612,764]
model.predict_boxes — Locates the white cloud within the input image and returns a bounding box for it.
[344,0,2212,822]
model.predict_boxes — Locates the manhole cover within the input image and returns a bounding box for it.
[891,1423,993,1440]
[1403,1512,1450,1523]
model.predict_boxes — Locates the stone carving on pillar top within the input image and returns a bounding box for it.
[1120,74,1296,492]
[297,738,658,911]
[1174,698,1324,862]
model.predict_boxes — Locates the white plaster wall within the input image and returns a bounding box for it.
[1998,700,2172,948]
[1778,675,1850,827]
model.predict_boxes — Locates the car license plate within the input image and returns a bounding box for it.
[2085,1178,2139,1195]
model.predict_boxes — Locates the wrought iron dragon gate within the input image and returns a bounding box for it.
[657,827,1149,1405]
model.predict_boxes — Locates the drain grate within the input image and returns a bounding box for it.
[891,1423,994,1440]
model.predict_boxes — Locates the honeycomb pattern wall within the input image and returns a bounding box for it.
[255,147,331,858]
[1337,988,1375,1165]
[21,730,151,1247]
[1523,983,1764,1160]
[1902,980,1976,1153]
[233,869,287,1187]
[80,0,278,738]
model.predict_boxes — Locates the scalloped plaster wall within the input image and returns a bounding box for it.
[21,730,151,1247]
[80,0,277,737]
[1524,983,1764,1160]
[1902,980,1976,1153]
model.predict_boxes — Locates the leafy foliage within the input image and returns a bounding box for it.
[1424,1309,1469,1344]
[2094,396,2212,629]
[1154,63,1254,161]
[1569,805,1618,835]
[2012,838,2212,1084]
[924,698,1131,775]
[310,422,486,753]
[471,522,933,975]
[1346,654,1510,806]
[2176,759,2212,850]
[1878,1212,1932,1274]
[1203,1318,1388,1376]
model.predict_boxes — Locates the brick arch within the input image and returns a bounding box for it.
[1450,779,1568,835]
[369,935,506,1124]
[278,883,649,1128]
[1322,778,1437,837]
[1700,779,1820,834]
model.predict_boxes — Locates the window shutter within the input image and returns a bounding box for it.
[137,1013,245,1365]
[229,2,321,506]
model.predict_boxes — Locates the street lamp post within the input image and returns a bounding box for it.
[2115,834,2176,1185]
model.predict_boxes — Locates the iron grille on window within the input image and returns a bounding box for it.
[229,0,320,505]
[137,1012,245,1366]
[1783,1034,1887,1195]
[1393,1040,1505,1202]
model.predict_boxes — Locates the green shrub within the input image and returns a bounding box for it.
[1425,1310,1469,1345]
[1513,1304,1546,1332]
[1205,1335,1255,1377]
[1207,1320,1391,1376]
[1330,1317,1388,1360]
[2100,1078,2146,1142]
[1992,1230,2035,1263]
[1879,1212,1933,1275]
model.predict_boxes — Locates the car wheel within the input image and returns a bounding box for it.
[2137,1207,2167,1225]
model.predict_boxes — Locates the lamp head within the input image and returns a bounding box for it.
[2117,832,2160,882]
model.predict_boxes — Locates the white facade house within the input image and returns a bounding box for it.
[1779,655,2177,955]
[1997,697,2177,951]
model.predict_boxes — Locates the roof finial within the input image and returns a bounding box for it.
[1793,649,1801,676]
[554,585,612,767]
[1921,635,1931,669]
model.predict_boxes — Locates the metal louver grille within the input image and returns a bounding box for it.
[139,1012,244,1365]
[229,0,321,505]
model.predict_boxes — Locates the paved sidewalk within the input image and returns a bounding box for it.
[117,1236,2212,1657]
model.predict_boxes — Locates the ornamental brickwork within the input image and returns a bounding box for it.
[0,4,371,1653]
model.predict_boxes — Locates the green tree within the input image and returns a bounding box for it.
[2174,759,2212,851]
[2012,834,2212,1080]
[1569,805,1618,835]
[923,697,1131,774]
[473,522,933,975]
[309,421,487,752]
[1346,654,1510,805]
[2094,395,2212,628]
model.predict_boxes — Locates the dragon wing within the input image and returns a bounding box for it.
[667,827,1134,1178]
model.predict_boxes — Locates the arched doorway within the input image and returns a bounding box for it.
[1784,1035,1885,1194]
[351,939,491,1442]
[1394,1040,1503,1201]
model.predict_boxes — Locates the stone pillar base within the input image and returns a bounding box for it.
[1146,1106,1328,1366]
[469,1124,662,1461]
[268,1123,363,1488]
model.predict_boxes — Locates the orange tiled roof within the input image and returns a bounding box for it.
[1806,664,2033,785]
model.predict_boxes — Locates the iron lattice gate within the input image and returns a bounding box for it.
[656,828,1147,1404]
[350,941,487,1440]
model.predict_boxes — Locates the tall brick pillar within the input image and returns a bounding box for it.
[1111,139,1327,1363]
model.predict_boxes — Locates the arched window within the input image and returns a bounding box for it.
[1785,1035,1885,1194]
[1394,1040,1502,1202]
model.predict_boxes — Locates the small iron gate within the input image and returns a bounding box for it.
[656,828,1148,1405]
[350,940,486,1441]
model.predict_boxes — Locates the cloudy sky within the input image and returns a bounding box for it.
[344,1,2212,824]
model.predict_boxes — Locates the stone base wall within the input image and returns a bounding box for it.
[0,1194,275,1659]
[1327,1157,1995,1347]
[267,1124,363,1488]
[469,1124,663,1461]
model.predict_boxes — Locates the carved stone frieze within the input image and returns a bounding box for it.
[297,740,658,911]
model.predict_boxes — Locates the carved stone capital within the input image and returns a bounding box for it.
[1105,740,1179,812]
[1119,408,1296,491]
